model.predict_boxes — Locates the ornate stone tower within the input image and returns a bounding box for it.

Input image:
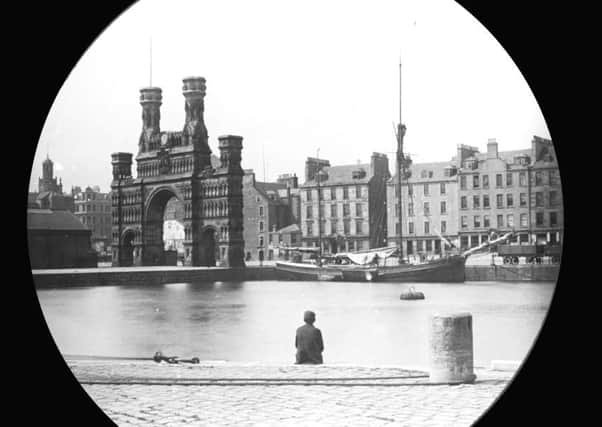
[214,135,245,267]
[182,77,211,169]
[138,87,162,153]
[38,155,63,194]
[111,76,245,268]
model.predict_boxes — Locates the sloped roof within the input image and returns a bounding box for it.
[450,148,532,164]
[255,181,287,203]
[490,149,532,163]
[277,223,301,234]
[257,181,287,194]
[27,209,89,231]
[391,161,454,182]
[303,163,371,186]
[36,191,52,200]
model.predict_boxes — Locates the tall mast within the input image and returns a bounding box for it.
[396,60,407,261]
[316,148,323,266]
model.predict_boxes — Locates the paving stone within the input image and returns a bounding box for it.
[78,360,510,426]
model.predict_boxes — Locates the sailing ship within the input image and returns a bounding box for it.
[275,231,512,282]
[275,61,512,282]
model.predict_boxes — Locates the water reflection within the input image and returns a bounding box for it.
[36,281,555,367]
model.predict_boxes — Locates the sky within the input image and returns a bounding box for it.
[28,0,550,193]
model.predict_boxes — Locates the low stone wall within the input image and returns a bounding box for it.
[465,264,559,282]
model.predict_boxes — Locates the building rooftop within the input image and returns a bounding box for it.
[303,163,371,186]
[255,181,288,202]
[391,160,455,183]
[479,149,532,163]
[27,209,89,231]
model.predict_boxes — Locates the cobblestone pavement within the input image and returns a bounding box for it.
[68,359,513,426]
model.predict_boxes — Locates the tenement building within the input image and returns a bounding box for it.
[111,76,245,267]
[300,153,390,254]
[386,161,459,259]
[386,136,563,255]
[529,136,563,245]
[454,136,562,249]
[242,171,299,261]
[73,186,112,253]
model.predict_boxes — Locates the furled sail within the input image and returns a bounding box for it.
[335,246,399,265]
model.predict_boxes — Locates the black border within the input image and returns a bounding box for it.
[456,1,575,425]
[17,3,137,425]
[16,1,575,425]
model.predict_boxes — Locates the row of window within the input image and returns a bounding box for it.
[394,183,447,197]
[306,203,364,219]
[75,193,107,202]
[307,239,366,252]
[394,201,446,217]
[306,219,365,236]
[460,211,559,229]
[394,220,446,236]
[405,239,444,254]
[306,185,365,201]
[76,204,111,213]
[460,191,560,210]
[460,170,560,190]
[390,210,560,236]
[81,215,111,226]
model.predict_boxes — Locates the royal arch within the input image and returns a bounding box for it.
[111,76,245,267]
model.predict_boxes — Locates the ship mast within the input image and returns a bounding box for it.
[396,60,408,262]
[316,148,323,267]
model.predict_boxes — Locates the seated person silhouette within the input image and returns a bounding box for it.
[295,310,324,364]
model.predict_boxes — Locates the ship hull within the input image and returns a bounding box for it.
[274,262,377,281]
[374,255,466,282]
[275,256,466,283]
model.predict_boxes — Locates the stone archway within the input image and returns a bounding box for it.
[199,226,217,266]
[143,188,182,266]
[110,78,245,268]
[120,230,135,267]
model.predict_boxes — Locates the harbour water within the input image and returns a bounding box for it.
[36,280,555,367]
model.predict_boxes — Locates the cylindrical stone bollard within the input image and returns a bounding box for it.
[428,312,476,384]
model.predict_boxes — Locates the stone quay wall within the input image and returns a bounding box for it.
[31,266,279,288]
[464,264,559,282]
[31,264,559,288]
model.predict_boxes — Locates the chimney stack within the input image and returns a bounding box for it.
[487,138,498,159]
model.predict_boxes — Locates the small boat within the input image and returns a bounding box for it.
[400,286,425,300]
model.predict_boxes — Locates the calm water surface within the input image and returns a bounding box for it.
[36,280,555,367]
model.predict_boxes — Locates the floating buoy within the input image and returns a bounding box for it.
[400,286,425,300]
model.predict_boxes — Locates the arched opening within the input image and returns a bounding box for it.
[199,227,217,266]
[143,188,184,266]
[120,230,135,267]
[163,196,185,265]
